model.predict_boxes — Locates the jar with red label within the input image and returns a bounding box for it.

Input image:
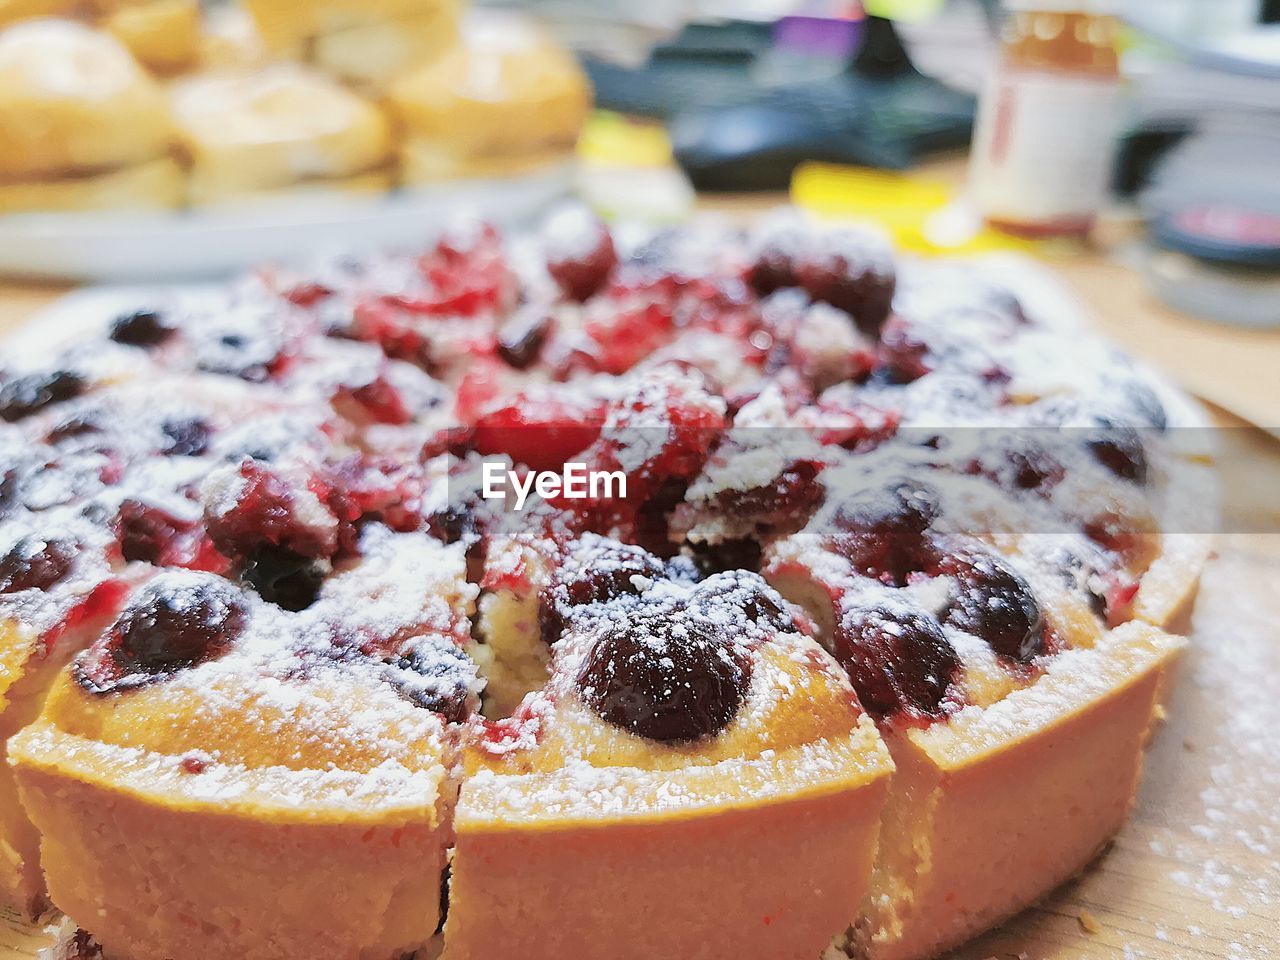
[969,3,1123,239]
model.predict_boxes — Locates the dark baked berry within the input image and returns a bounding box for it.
[684,537,763,578]
[877,317,930,384]
[0,535,76,593]
[706,458,825,541]
[78,573,247,690]
[795,231,896,337]
[496,307,552,370]
[425,503,476,545]
[114,499,196,566]
[938,550,1045,663]
[545,210,618,303]
[1120,380,1167,431]
[241,545,324,612]
[193,315,284,383]
[204,459,337,561]
[108,309,176,348]
[1005,446,1064,491]
[161,417,211,457]
[578,610,751,743]
[692,571,795,635]
[831,478,938,584]
[46,411,105,446]
[833,598,959,719]
[966,438,1064,494]
[0,370,86,422]
[1087,418,1148,484]
[539,538,666,645]
[746,228,805,296]
[384,635,477,722]
[0,467,15,520]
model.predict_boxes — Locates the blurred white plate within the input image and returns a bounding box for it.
[0,165,573,284]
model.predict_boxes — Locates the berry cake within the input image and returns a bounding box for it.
[0,209,1210,960]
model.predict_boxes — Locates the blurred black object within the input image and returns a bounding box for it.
[1113,123,1194,198]
[583,17,975,192]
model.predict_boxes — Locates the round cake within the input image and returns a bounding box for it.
[0,209,1211,960]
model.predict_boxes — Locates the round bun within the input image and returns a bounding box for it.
[0,19,172,180]
[0,155,183,215]
[169,65,392,205]
[306,7,458,94]
[242,0,457,54]
[102,0,201,76]
[0,0,77,28]
[387,11,589,183]
[196,4,267,71]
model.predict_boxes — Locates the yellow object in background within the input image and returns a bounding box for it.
[791,162,1036,255]
[577,111,675,169]
[576,111,693,222]
[862,0,947,23]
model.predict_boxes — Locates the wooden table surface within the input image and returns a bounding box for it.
[1,198,1278,960]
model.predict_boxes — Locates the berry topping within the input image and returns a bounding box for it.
[544,208,618,303]
[114,499,201,566]
[472,394,604,475]
[540,536,666,645]
[192,310,286,383]
[877,317,931,384]
[701,457,825,540]
[692,570,795,635]
[0,535,76,593]
[795,230,896,337]
[0,369,87,422]
[241,545,325,612]
[831,478,938,584]
[1120,380,1167,431]
[76,572,247,692]
[833,597,959,719]
[746,226,804,297]
[45,411,105,447]
[108,309,176,348]
[937,549,1045,663]
[161,417,212,457]
[0,466,15,520]
[383,635,478,722]
[496,308,552,370]
[1087,419,1148,484]
[577,602,751,743]
[203,459,338,562]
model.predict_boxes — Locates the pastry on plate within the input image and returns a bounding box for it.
[0,19,181,215]
[196,3,267,71]
[0,0,76,27]
[96,0,202,75]
[241,0,459,93]
[169,64,394,206]
[1,211,1209,959]
[387,10,590,183]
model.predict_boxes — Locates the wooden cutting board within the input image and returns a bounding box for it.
[1,245,1278,960]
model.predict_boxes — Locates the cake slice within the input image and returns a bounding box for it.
[10,528,478,960]
[446,543,894,960]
